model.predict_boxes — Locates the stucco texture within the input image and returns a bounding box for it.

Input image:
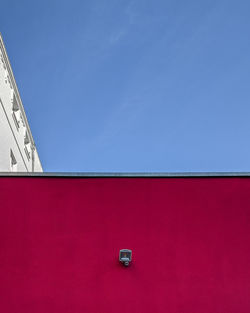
[0,177,250,312]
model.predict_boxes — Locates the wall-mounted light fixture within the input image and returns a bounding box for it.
[119,249,132,266]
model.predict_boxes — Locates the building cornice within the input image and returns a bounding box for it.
[1,172,250,177]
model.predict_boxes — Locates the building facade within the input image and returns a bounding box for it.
[0,34,42,172]
[0,173,250,313]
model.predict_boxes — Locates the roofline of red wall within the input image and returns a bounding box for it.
[1,172,250,178]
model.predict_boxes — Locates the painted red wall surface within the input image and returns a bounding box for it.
[0,177,250,313]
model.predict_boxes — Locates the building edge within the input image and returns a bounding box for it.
[0,32,43,171]
[0,172,250,177]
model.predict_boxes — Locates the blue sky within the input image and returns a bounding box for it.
[1,0,250,172]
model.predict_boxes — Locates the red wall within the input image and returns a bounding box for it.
[0,177,250,313]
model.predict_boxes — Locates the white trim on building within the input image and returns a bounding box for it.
[0,33,43,172]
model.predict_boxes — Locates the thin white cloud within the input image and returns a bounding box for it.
[109,29,127,44]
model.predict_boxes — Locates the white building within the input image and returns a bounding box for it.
[0,33,42,172]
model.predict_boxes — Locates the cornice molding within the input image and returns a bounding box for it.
[1,172,250,177]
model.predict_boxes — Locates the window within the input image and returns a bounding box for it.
[10,150,17,172]
[0,53,6,69]
[7,74,12,89]
[20,113,25,127]
[12,93,20,130]
[24,131,31,160]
